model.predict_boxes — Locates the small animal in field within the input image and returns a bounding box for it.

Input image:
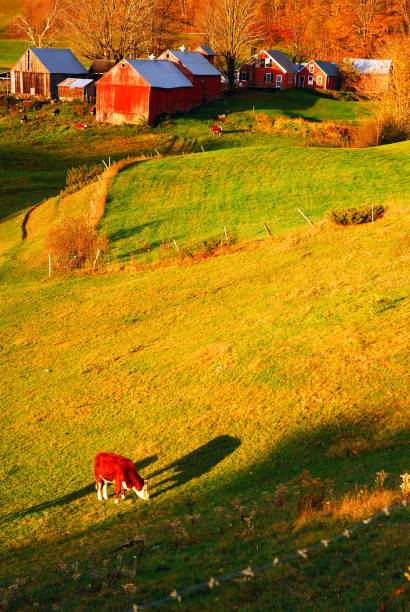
[89,106,96,115]
[94,452,149,503]
[52,107,60,116]
[20,114,27,124]
[210,124,222,136]
[216,114,226,122]
[74,122,88,130]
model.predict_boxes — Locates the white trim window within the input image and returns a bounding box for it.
[239,72,249,81]
[288,74,294,85]
[308,75,314,85]
[276,74,282,87]
[309,63,314,73]
[316,75,322,85]
[264,73,272,83]
[265,59,271,67]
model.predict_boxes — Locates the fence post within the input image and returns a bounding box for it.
[263,223,274,240]
[297,208,315,227]
[93,249,100,271]
[48,253,51,277]
[173,239,180,254]
[224,226,228,241]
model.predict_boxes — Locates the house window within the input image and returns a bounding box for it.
[308,75,314,85]
[309,64,314,73]
[316,75,322,85]
[288,74,294,85]
[264,73,272,83]
[265,59,271,67]
[239,72,248,81]
[276,74,282,87]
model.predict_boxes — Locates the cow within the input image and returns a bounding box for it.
[20,114,27,124]
[216,114,226,122]
[210,124,222,136]
[52,108,60,116]
[75,123,88,130]
[94,452,149,503]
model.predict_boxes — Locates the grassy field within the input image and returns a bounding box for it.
[0,88,408,610]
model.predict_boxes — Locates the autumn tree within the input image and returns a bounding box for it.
[63,0,155,60]
[13,0,63,47]
[199,0,262,90]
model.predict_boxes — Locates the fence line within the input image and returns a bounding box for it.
[128,499,408,611]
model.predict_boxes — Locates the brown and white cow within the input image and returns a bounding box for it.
[210,124,222,136]
[94,452,149,503]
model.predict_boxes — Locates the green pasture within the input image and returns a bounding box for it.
[101,141,409,262]
[0,87,408,610]
[0,90,372,223]
[0,38,26,72]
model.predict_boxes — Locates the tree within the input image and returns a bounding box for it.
[63,0,155,60]
[13,0,63,47]
[199,0,262,90]
[339,58,361,91]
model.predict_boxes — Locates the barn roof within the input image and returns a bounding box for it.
[126,59,193,88]
[168,50,221,76]
[195,45,216,56]
[30,48,87,74]
[345,58,392,74]
[265,50,298,73]
[313,60,340,76]
[58,78,94,88]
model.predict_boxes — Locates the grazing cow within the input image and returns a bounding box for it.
[52,108,60,116]
[20,114,27,124]
[210,124,222,136]
[94,452,149,503]
[216,114,226,122]
[75,123,88,130]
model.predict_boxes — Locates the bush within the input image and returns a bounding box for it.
[354,114,409,147]
[65,163,104,194]
[47,215,109,272]
[328,203,386,225]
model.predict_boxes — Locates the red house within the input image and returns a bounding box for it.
[96,59,194,125]
[238,49,298,89]
[157,48,221,105]
[297,60,341,90]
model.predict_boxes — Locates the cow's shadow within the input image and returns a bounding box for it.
[148,435,241,498]
[0,454,158,523]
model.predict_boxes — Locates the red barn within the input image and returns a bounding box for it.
[297,60,341,90]
[157,48,221,105]
[238,50,298,89]
[96,59,194,125]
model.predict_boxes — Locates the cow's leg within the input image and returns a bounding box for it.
[114,480,122,504]
[102,481,109,500]
[96,479,103,501]
[120,483,126,500]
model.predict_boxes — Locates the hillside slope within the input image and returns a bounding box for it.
[0,152,409,609]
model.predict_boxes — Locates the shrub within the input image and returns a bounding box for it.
[47,215,109,272]
[354,113,409,147]
[294,470,333,515]
[65,163,104,194]
[328,203,385,225]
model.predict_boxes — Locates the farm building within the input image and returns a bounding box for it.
[89,59,116,81]
[297,60,341,90]
[344,58,392,92]
[157,48,221,104]
[58,78,96,101]
[238,50,298,89]
[193,45,217,65]
[10,48,87,98]
[96,59,194,125]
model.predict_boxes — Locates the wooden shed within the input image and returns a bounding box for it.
[11,48,87,98]
[96,59,194,125]
[58,78,96,101]
[344,58,392,93]
[157,48,221,105]
[89,59,116,81]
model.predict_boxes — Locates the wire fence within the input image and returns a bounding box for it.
[127,498,408,611]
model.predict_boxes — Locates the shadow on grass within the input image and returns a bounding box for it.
[0,454,158,523]
[149,435,241,498]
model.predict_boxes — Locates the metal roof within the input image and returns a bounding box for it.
[126,59,193,88]
[195,45,216,56]
[266,50,298,73]
[168,50,221,76]
[314,60,340,76]
[30,48,87,74]
[58,78,94,88]
[345,58,392,74]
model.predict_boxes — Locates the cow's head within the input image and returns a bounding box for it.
[134,479,149,501]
